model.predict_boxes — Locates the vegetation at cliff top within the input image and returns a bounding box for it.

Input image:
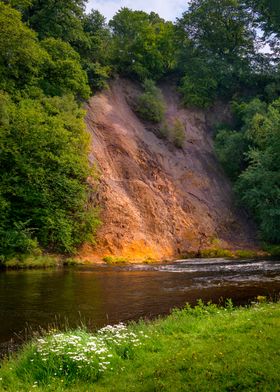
[0,301,279,391]
[1,0,280,259]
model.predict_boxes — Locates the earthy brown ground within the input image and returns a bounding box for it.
[84,78,257,262]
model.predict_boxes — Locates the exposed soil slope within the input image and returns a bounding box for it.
[85,79,257,261]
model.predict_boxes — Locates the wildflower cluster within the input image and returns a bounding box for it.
[98,322,145,347]
[28,323,149,384]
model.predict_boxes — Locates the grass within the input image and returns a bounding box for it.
[102,256,130,264]
[103,256,160,264]
[1,255,60,269]
[180,248,269,260]
[0,255,83,270]
[62,258,83,267]
[0,301,280,391]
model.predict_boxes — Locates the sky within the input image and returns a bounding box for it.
[86,0,188,22]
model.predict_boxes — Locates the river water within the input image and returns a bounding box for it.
[0,258,280,354]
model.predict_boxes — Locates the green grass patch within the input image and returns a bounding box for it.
[62,258,83,267]
[180,248,268,260]
[103,256,160,264]
[142,257,159,264]
[1,255,60,269]
[234,249,259,258]
[159,119,186,148]
[199,248,234,258]
[1,301,280,391]
[102,256,129,264]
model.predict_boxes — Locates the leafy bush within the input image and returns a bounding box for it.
[135,79,165,123]
[171,119,185,148]
[214,129,248,180]
[0,221,39,257]
[263,244,280,257]
[179,68,218,108]
[159,119,185,148]
[85,62,111,91]
[159,121,170,139]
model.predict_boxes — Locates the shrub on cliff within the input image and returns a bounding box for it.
[171,119,185,148]
[135,79,165,123]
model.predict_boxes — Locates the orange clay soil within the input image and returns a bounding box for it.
[81,78,258,262]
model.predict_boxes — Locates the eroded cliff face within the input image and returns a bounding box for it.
[84,79,257,261]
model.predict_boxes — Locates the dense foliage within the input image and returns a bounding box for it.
[135,79,165,123]
[109,8,177,80]
[213,1,280,244]
[1,0,280,253]
[0,2,99,258]
[176,0,258,107]
[0,94,99,255]
[215,97,280,243]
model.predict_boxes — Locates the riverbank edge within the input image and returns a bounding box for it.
[0,301,279,391]
[0,245,279,269]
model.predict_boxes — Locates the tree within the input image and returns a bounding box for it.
[109,8,177,80]
[215,129,249,180]
[176,0,257,106]
[24,0,87,44]
[0,93,99,256]
[236,99,280,243]
[178,0,255,59]
[40,38,90,99]
[80,10,112,90]
[215,96,280,243]
[249,0,280,58]
[2,0,32,13]
[0,3,46,93]
[251,0,280,37]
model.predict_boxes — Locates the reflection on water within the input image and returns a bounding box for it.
[0,258,280,353]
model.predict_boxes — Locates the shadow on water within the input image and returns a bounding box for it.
[0,258,280,355]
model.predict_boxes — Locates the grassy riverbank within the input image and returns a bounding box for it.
[1,245,279,269]
[0,301,280,391]
[0,255,83,270]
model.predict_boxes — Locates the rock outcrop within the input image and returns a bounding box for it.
[84,79,257,261]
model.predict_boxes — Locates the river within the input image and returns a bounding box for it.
[0,258,280,355]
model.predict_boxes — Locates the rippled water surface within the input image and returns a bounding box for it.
[0,258,280,353]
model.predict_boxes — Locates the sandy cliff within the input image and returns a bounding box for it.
[84,79,257,261]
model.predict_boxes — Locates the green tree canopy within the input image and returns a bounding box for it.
[109,8,177,80]
[40,38,90,99]
[24,0,87,44]
[236,99,280,243]
[0,3,46,93]
[215,96,280,243]
[176,0,257,106]
[251,0,280,37]
[80,9,112,90]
